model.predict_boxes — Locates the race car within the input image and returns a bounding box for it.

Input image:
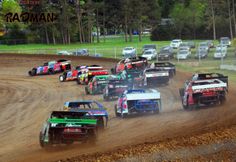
[103,78,128,101]
[118,69,143,88]
[63,100,108,128]
[59,65,87,82]
[150,62,176,78]
[179,79,227,110]
[29,59,71,76]
[114,89,161,118]
[143,68,169,86]
[85,75,110,95]
[191,73,228,89]
[39,111,97,147]
[111,56,148,74]
[77,65,109,85]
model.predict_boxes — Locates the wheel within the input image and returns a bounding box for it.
[111,68,115,74]
[59,75,65,82]
[179,88,184,97]
[97,118,105,129]
[153,107,160,114]
[165,81,169,86]
[114,105,119,117]
[29,69,36,76]
[48,69,54,75]
[62,140,73,145]
[87,129,97,144]
[219,96,226,105]
[39,132,46,148]
[181,97,188,110]
[103,95,109,101]
[76,78,81,84]
[121,112,127,118]
[85,87,89,95]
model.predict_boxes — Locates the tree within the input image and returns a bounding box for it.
[209,0,216,40]
[186,0,206,39]
[227,0,234,39]
[170,3,187,38]
[232,0,236,36]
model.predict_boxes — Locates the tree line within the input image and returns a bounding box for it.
[0,0,235,44]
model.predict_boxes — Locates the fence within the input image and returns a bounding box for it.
[0,46,236,67]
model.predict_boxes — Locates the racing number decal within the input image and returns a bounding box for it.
[89,83,93,89]
[54,63,60,71]
[67,71,72,78]
[43,66,48,73]
[37,67,43,74]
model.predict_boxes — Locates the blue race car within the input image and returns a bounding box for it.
[63,100,108,128]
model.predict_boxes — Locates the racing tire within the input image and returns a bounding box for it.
[153,108,160,114]
[179,88,184,97]
[39,132,46,148]
[103,95,109,101]
[114,105,119,117]
[87,129,97,145]
[111,68,116,74]
[62,140,73,145]
[181,97,188,110]
[59,75,65,82]
[76,78,81,84]
[85,87,89,95]
[29,69,36,76]
[121,112,127,119]
[48,69,54,75]
[219,96,226,105]
[165,81,169,86]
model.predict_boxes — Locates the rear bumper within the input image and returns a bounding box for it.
[146,77,169,85]
[107,88,125,97]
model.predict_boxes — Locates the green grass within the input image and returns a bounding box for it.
[175,60,236,83]
[0,35,222,57]
[0,35,236,82]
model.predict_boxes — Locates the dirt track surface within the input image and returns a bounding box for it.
[0,54,236,162]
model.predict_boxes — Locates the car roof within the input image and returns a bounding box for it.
[144,49,156,52]
[65,100,94,104]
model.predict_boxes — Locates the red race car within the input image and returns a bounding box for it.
[59,65,87,82]
[28,59,71,76]
[179,79,227,110]
[111,56,148,74]
[78,65,109,85]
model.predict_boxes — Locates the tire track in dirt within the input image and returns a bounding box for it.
[0,54,235,162]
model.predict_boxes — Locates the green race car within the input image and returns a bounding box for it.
[39,111,98,147]
[85,75,114,95]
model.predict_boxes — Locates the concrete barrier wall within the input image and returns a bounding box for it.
[220,64,236,71]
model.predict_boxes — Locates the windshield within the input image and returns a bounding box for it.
[200,43,207,46]
[160,49,169,53]
[221,38,229,41]
[68,101,100,109]
[144,51,153,55]
[172,40,179,43]
[143,45,155,49]
[146,69,161,72]
[180,43,188,46]
[124,47,133,50]
[216,49,225,53]
[179,51,188,55]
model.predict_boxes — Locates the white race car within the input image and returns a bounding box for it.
[114,89,161,118]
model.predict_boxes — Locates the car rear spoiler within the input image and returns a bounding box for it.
[50,111,89,118]
[69,109,109,126]
[48,118,97,125]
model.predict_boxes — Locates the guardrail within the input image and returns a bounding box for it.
[220,64,236,71]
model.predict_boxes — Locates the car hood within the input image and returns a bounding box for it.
[142,54,152,57]
[159,53,169,56]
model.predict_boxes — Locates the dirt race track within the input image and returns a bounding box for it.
[0,54,236,162]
